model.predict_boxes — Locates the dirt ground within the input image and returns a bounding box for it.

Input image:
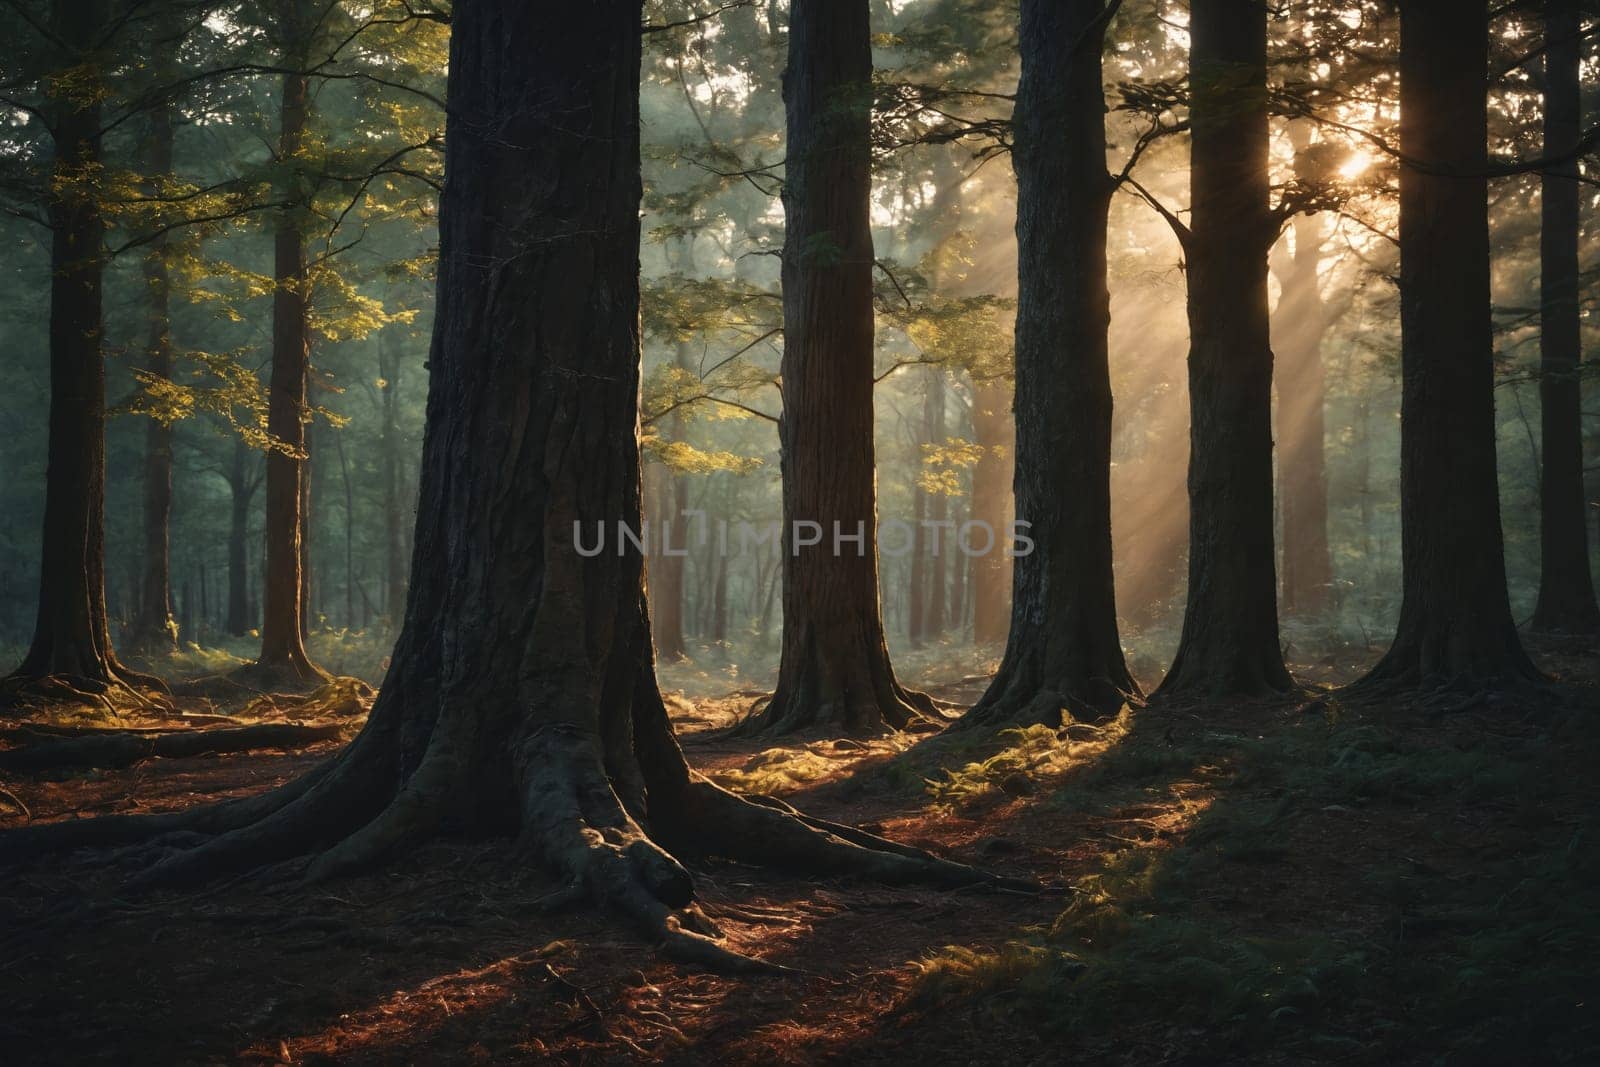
[1,641,1596,1065]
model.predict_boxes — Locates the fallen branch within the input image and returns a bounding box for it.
[0,722,346,774]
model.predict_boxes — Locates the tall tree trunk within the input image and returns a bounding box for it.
[1360,0,1538,689]
[379,332,407,623]
[1531,0,1600,634]
[1154,0,1292,700]
[300,403,315,639]
[254,18,325,686]
[1274,208,1333,617]
[743,0,935,735]
[5,3,1003,970]
[968,376,1012,645]
[922,368,948,638]
[908,477,927,645]
[130,104,179,654]
[337,428,356,630]
[6,0,158,705]
[959,0,1136,730]
[650,345,692,661]
[226,439,255,636]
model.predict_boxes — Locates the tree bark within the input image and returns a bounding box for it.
[0,2,1012,971]
[5,0,157,705]
[1274,208,1333,618]
[742,0,935,735]
[1153,0,1293,701]
[1530,0,1600,634]
[649,344,692,661]
[226,439,257,637]
[957,0,1138,730]
[968,377,1012,645]
[379,332,407,623]
[1359,0,1539,689]
[254,9,325,686]
[129,104,179,654]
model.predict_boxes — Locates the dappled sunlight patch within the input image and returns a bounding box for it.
[707,734,916,795]
[240,944,585,1063]
[924,707,1134,810]
[238,675,375,721]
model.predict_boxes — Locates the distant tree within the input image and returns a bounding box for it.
[128,102,180,655]
[1359,0,1539,689]
[1273,126,1334,619]
[250,0,327,687]
[1530,0,1599,634]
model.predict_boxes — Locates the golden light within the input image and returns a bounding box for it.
[1339,150,1375,180]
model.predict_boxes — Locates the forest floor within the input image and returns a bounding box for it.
[1,638,1597,1065]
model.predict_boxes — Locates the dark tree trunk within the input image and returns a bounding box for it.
[0,2,1007,970]
[6,0,158,706]
[1153,0,1292,701]
[129,105,179,654]
[225,439,256,637]
[1360,0,1539,688]
[336,428,356,630]
[254,32,325,686]
[968,376,1012,645]
[744,0,934,734]
[1531,0,1599,634]
[1274,209,1333,618]
[379,333,407,623]
[300,407,315,639]
[958,0,1136,730]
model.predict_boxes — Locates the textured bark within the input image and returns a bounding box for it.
[958,0,1137,730]
[968,377,1012,645]
[1360,0,1539,689]
[379,333,407,622]
[255,7,325,686]
[742,0,934,735]
[5,0,156,704]
[300,408,315,639]
[1274,209,1333,618]
[128,105,179,653]
[0,3,1011,970]
[1154,0,1293,701]
[225,439,257,637]
[1530,0,1600,634]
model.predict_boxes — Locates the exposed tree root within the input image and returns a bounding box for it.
[0,721,347,774]
[0,701,1029,974]
[0,670,172,720]
[1342,664,1550,715]
[0,755,336,862]
[730,674,946,739]
[953,673,1140,735]
[225,656,331,697]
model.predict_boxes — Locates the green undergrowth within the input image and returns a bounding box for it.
[912,695,1600,1062]
[922,710,1133,809]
